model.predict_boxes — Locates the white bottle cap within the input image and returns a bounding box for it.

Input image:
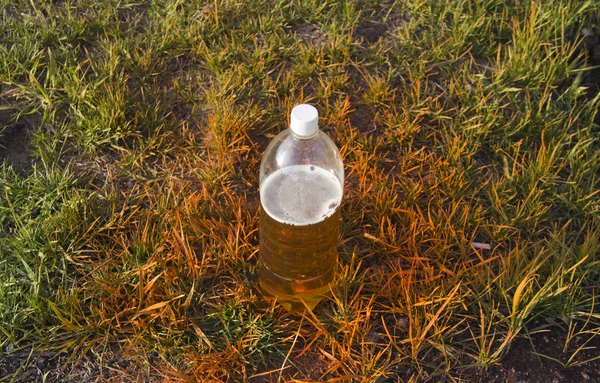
[290,104,319,138]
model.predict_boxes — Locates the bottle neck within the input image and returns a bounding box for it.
[289,127,318,140]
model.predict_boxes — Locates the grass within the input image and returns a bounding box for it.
[0,0,599,381]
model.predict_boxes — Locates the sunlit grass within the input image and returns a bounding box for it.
[1,0,599,381]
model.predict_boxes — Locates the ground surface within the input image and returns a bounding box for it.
[1,0,600,382]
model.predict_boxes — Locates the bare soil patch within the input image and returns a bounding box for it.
[0,109,34,174]
[465,325,600,383]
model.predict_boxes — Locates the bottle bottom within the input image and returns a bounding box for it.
[258,262,335,311]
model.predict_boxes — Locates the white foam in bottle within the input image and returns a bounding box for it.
[260,165,342,226]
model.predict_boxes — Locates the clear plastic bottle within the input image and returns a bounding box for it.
[258,104,344,311]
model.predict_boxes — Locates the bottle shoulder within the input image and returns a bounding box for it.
[260,129,344,186]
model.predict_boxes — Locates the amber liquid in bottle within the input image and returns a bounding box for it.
[258,165,342,311]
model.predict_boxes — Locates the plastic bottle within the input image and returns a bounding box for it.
[258,104,344,311]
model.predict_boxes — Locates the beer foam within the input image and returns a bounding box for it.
[260,165,343,226]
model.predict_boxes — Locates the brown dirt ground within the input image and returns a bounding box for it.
[0,109,34,174]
